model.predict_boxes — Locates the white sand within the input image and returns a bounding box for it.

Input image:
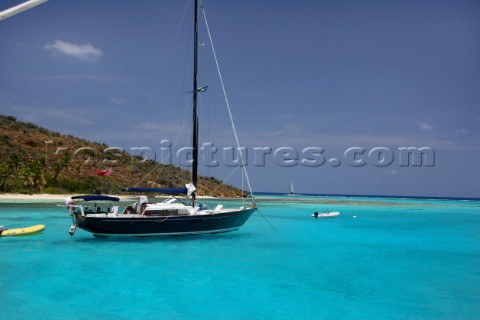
[0,193,131,203]
[0,193,69,201]
[0,193,217,203]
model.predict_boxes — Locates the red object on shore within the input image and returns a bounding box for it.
[94,169,112,176]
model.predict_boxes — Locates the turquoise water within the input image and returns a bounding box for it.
[1,196,480,319]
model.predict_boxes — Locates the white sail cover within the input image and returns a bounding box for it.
[185,183,196,198]
[139,196,148,206]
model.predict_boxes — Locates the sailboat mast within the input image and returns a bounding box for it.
[191,0,199,204]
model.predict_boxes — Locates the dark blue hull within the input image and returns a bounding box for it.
[75,208,255,236]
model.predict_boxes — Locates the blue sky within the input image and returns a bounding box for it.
[1,0,479,198]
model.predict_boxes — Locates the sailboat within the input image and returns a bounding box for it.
[286,181,300,196]
[66,0,256,237]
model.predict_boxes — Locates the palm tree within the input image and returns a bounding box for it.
[53,152,70,181]
[19,166,35,190]
[30,159,46,192]
[0,162,12,193]
[7,153,21,175]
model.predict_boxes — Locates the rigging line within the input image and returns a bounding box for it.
[150,97,191,183]
[121,0,192,149]
[256,208,277,232]
[134,98,192,187]
[241,165,245,205]
[207,166,240,196]
[202,7,255,200]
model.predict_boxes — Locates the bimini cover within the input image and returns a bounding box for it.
[126,183,196,197]
[71,195,120,202]
[125,187,188,195]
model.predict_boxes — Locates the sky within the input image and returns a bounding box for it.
[1,0,479,198]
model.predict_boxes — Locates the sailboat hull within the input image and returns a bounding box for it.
[74,208,256,237]
[64,1,257,238]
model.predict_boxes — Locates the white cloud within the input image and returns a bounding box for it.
[419,122,433,130]
[9,105,94,126]
[51,74,107,82]
[45,40,103,61]
[455,128,468,134]
[382,169,399,174]
[111,98,124,105]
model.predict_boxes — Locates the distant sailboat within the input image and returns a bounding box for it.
[286,181,300,196]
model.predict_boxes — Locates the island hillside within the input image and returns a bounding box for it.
[0,115,244,197]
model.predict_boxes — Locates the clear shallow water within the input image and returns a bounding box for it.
[1,196,479,319]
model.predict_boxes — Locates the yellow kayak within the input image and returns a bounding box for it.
[0,224,45,237]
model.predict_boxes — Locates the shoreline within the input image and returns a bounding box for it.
[0,193,219,203]
[0,193,127,203]
[0,193,72,201]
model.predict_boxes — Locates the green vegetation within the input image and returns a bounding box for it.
[0,115,244,197]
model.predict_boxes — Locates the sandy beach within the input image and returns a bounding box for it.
[0,193,218,203]
[0,193,135,203]
[0,193,69,201]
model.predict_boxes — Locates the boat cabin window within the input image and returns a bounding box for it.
[84,205,110,214]
[148,209,179,216]
[84,206,94,214]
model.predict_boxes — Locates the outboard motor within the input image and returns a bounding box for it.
[69,225,77,236]
[69,205,78,236]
